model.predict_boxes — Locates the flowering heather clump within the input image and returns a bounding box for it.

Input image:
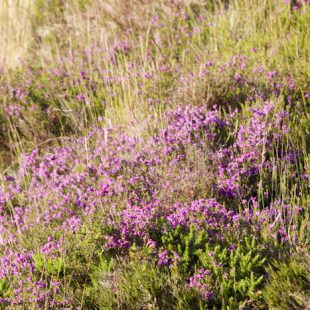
[0,0,309,309]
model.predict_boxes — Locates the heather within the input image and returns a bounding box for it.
[0,0,309,309]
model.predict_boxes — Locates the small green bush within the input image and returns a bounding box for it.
[263,254,310,310]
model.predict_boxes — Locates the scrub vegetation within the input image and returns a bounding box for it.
[0,0,309,309]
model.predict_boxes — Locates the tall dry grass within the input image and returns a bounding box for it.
[0,0,34,69]
[0,0,170,68]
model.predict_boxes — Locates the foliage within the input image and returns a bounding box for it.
[263,254,310,310]
[0,0,309,308]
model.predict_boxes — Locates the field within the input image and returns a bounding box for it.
[0,0,309,309]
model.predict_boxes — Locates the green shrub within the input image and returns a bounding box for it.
[263,254,310,310]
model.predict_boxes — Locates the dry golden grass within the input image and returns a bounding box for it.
[0,0,172,68]
[0,0,34,69]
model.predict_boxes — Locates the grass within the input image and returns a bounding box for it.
[0,0,33,69]
[0,0,309,309]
